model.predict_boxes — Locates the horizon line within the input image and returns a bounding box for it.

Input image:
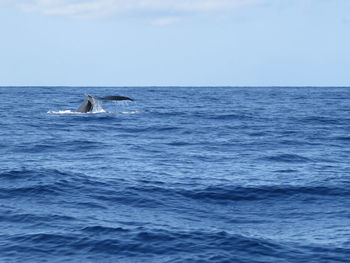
[0,85,349,88]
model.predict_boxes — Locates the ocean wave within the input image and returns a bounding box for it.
[116,126,181,134]
[261,154,312,163]
[0,229,287,258]
[0,213,76,224]
[300,116,345,125]
[179,185,350,202]
[333,136,350,141]
[126,183,350,204]
[206,113,254,121]
[1,169,349,205]
[0,168,100,198]
[11,140,106,154]
[81,226,130,234]
[0,169,165,208]
[1,228,349,262]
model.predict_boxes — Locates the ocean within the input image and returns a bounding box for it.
[0,86,349,262]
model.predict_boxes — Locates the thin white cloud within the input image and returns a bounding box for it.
[3,0,264,22]
[152,16,185,26]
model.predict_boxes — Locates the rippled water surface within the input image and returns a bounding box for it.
[1,87,350,262]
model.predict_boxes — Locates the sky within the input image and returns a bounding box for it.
[0,0,349,86]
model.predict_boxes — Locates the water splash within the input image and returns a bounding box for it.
[47,110,80,114]
[91,97,105,113]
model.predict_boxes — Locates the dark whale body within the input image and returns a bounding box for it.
[77,94,133,113]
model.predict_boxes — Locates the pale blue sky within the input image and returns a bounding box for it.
[0,0,349,86]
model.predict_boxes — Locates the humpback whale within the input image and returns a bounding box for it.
[77,94,133,113]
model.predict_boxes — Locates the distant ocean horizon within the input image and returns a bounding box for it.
[2,85,350,88]
[1,86,349,262]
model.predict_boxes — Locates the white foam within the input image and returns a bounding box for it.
[47,110,78,114]
[47,109,106,114]
[120,110,142,114]
[47,109,140,115]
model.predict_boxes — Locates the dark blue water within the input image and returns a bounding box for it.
[1,87,350,262]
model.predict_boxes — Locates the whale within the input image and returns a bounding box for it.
[77,94,133,113]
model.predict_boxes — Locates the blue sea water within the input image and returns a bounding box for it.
[0,86,350,262]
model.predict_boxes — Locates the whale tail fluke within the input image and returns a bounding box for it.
[76,94,133,113]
